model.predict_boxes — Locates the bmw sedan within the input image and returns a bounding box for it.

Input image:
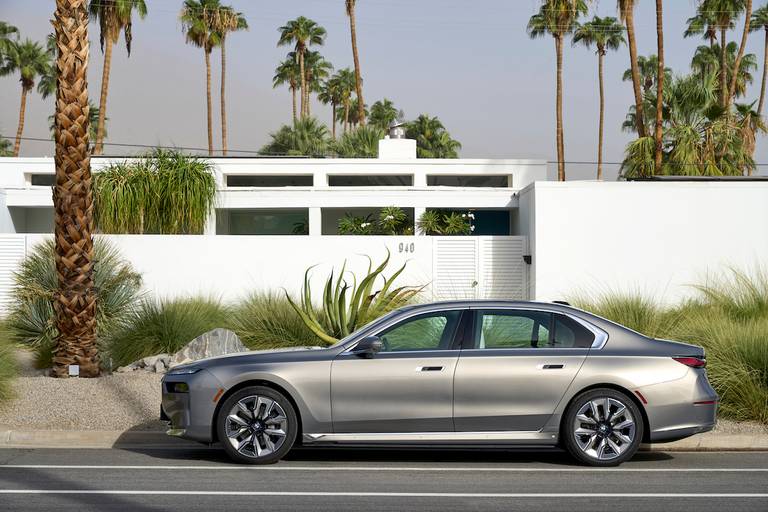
[160,301,718,466]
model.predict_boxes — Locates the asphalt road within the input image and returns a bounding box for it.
[0,447,766,512]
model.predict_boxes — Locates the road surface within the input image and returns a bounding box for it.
[0,446,766,511]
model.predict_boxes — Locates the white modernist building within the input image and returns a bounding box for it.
[1,138,767,311]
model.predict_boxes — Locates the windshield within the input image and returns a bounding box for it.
[328,309,405,348]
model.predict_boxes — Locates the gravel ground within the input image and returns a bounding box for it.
[0,350,165,431]
[0,349,766,435]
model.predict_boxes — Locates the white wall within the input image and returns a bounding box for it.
[523,181,768,303]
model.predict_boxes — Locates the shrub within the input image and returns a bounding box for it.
[575,271,768,424]
[338,207,412,235]
[0,322,16,403]
[332,125,384,158]
[287,251,423,344]
[259,117,330,157]
[231,292,322,350]
[417,209,474,235]
[94,149,216,235]
[107,297,230,367]
[8,239,142,368]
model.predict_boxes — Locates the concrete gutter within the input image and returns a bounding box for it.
[1,429,767,451]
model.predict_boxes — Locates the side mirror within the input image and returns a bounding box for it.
[351,336,383,358]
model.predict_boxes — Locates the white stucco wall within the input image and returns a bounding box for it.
[522,181,768,303]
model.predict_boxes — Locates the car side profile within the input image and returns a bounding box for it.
[160,301,718,466]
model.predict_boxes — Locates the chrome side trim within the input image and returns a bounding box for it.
[302,431,558,444]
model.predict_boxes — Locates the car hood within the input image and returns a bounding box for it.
[180,345,331,369]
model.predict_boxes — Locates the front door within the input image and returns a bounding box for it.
[331,309,465,433]
[453,309,593,431]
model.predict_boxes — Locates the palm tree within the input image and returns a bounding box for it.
[726,0,753,109]
[49,101,104,143]
[406,114,461,158]
[653,0,665,172]
[527,0,588,181]
[369,99,401,131]
[0,136,12,156]
[181,0,221,156]
[684,9,719,48]
[318,75,342,138]
[735,101,767,167]
[1,39,51,156]
[89,0,147,155]
[51,0,99,377]
[333,68,356,133]
[0,21,18,57]
[623,54,672,95]
[345,0,366,126]
[618,0,646,138]
[573,16,625,179]
[347,98,368,129]
[278,17,326,118]
[211,5,247,156]
[303,50,333,117]
[333,124,384,157]
[273,57,301,122]
[692,42,757,98]
[749,4,768,115]
[259,117,330,157]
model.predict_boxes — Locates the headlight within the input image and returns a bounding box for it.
[167,366,202,376]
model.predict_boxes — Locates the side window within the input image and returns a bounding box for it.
[474,310,552,349]
[552,314,595,348]
[376,310,463,352]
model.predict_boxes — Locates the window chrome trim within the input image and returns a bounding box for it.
[466,305,609,350]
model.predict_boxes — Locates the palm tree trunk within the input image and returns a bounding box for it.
[51,0,99,378]
[653,0,665,174]
[348,5,365,126]
[93,36,112,155]
[291,86,297,122]
[344,101,350,133]
[205,49,213,156]
[597,51,605,180]
[331,103,337,139]
[720,27,728,106]
[624,6,646,138]
[220,37,228,156]
[554,35,565,182]
[759,28,767,116]
[726,0,753,109]
[299,49,306,118]
[13,86,28,157]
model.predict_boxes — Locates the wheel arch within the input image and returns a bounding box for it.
[560,383,651,443]
[211,379,304,444]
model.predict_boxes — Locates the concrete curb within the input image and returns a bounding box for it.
[1,429,767,451]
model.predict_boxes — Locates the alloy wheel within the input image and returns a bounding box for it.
[224,395,288,459]
[572,397,636,461]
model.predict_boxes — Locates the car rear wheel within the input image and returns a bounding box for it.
[563,388,644,467]
[217,386,297,464]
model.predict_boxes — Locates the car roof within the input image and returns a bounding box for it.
[404,300,579,313]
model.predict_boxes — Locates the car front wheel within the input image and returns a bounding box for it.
[216,385,298,464]
[563,388,644,467]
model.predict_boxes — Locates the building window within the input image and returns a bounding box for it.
[328,175,413,186]
[427,175,510,187]
[30,174,55,187]
[226,175,313,187]
[216,208,309,235]
[322,207,415,235]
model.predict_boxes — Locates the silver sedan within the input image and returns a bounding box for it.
[161,301,718,466]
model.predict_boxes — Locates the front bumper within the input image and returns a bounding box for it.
[161,369,224,443]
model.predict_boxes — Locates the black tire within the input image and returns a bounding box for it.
[216,385,298,465]
[562,388,644,467]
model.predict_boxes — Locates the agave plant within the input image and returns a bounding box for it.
[286,251,423,344]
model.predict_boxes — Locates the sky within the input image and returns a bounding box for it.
[0,0,766,180]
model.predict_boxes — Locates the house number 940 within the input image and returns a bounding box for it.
[398,242,415,253]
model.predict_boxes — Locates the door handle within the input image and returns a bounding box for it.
[417,366,443,372]
[539,364,564,370]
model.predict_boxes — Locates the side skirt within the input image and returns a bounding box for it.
[302,431,559,445]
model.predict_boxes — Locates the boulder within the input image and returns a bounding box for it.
[170,328,248,366]
[154,360,166,373]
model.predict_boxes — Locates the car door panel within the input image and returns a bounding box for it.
[331,351,458,432]
[453,349,587,431]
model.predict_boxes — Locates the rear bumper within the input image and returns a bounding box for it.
[649,401,718,443]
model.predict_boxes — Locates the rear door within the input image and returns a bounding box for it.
[453,309,594,431]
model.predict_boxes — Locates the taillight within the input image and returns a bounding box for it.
[673,356,707,368]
